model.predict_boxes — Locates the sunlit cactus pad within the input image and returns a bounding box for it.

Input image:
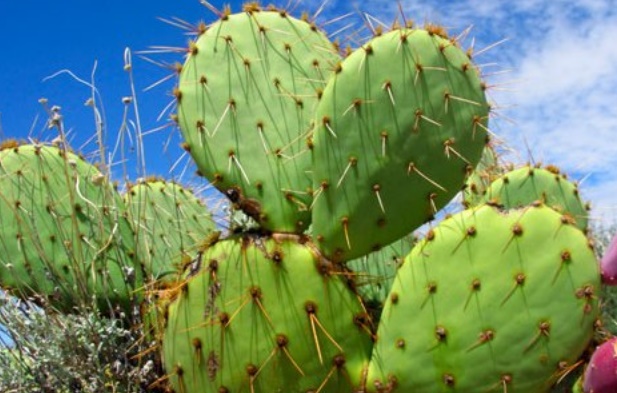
[176,7,341,233]
[482,164,589,231]
[125,178,216,282]
[311,27,490,262]
[0,142,141,312]
[367,204,600,392]
[162,233,372,393]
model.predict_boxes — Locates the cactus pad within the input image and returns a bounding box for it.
[176,9,341,233]
[125,178,216,282]
[462,143,504,207]
[483,165,589,231]
[311,27,490,262]
[0,143,142,312]
[162,234,372,393]
[346,234,416,321]
[367,204,600,392]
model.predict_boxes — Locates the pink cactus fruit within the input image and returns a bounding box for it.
[601,235,617,285]
[583,337,617,393]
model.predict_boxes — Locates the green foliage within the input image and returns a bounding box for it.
[0,295,163,393]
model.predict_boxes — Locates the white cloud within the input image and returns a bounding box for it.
[511,16,617,102]
[499,3,617,221]
[318,0,617,223]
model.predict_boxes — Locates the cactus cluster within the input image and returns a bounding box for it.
[0,3,613,393]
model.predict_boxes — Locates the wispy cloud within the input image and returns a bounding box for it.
[317,0,617,223]
[494,1,617,222]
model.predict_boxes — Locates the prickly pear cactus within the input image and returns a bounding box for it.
[0,141,142,312]
[346,234,416,321]
[0,3,610,393]
[162,234,372,393]
[311,26,490,262]
[462,142,504,207]
[175,7,341,233]
[154,5,606,393]
[483,165,589,231]
[367,204,600,392]
[125,178,216,282]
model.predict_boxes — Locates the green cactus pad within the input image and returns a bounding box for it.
[483,165,589,231]
[125,178,216,282]
[346,234,416,320]
[162,234,372,393]
[0,143,142,313]
[311,27,490,262]
[176,9,341,233]
[367,204,600,393]
[462,143,504,207]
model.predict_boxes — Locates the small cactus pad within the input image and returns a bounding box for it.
[0,143,142,312]
[125,178,216,282]
[346,234,416,320]
[311,27,490,262]
[462,142,504,207]
[176,9,341,233]
[483,165,589,231]
[162,234,372,393]
[367,204,600,392]
[572,376,584,393]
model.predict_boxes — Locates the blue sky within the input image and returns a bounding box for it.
[1,0,616,224]
[0,0,207,183]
